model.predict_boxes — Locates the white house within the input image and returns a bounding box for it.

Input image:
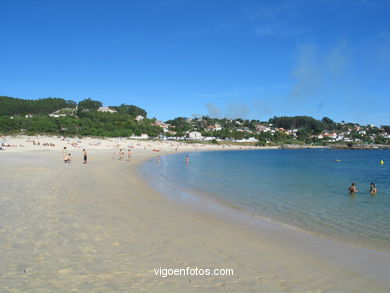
[135,115,144,121]
[97,106,117,113]
[49,114,66,118]
[235,137,259,143]
[130,133,149,139]
[187,131,203,140]
[204,136,216,141]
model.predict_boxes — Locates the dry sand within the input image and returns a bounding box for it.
[0,136,389,292]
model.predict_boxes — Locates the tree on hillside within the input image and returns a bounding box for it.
[166,117,193,133]
[269,116,324,134]
[113,104,147,117]
[382,126,390,133]
[77,98,102,112]
[0,96,76,116]
[321,117,334,124]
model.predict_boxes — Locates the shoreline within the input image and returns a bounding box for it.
[139,150,390,254]
[1,137,390,292]
[2,134,390,151]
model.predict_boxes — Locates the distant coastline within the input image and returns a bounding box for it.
[1,95,390,148]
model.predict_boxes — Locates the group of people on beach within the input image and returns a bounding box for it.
[112,148,132,161]
[348,182,378,194]
[63,147,87,164]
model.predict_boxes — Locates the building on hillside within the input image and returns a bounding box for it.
[323,132,337,139]
[204,136,216,141]
[256,125,271,132]
[235,137,259,143]
[187,131,203,140]
[154,120,170,133]
[135,115,144,121]
[49,113,66,118]
[97,106,117,113]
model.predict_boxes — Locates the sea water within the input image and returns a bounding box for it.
[140,149,390,251]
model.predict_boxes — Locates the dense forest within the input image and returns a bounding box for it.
[268,116,338,133]
[0,96,161,137]
[0,96,76,116]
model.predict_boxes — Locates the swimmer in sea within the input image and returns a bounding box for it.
[369,183,377,194]
[348,183,358,193]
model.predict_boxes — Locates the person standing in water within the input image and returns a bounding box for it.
[83,149,88,164]
[348,183,358,193]
[370,183,377,194]
[185,154,189,166]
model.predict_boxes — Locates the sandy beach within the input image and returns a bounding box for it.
[1,136,389,292]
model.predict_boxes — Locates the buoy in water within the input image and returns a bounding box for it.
[380,160,384,165]
[336,160,341,162]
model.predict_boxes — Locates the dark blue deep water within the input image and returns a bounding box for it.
[141,149,390,251]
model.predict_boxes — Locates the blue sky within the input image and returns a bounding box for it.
[1,0,389,125]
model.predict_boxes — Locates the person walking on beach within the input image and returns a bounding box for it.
[83,149,88,164]
[119,149,124,161]
[63,147,67,161]
[127,149,131,161]
[370,183,377,194]
[348,183,358,193]
[112,149,116,160]
[64,153,71,163]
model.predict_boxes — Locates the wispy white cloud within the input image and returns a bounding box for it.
[226,103,249,119]
[291,43,321,99]
[205,102,249,119]
[204,99,272,120]
[205,103,222,118]
[290,40,351,100]
[326,40,349,76]
[244,0,338,39]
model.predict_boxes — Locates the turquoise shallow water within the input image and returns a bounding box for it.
[140,149,390,251]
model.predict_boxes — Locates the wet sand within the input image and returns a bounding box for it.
[1,149,389,292]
